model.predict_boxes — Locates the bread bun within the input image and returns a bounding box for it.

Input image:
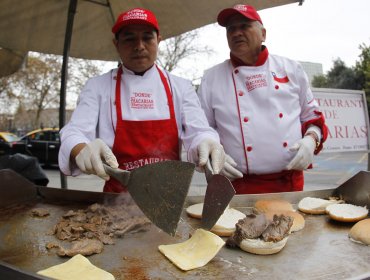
[186,203,244,236]
[298,197,341,214]
[265,210,305,232]
[349,219,370,245]
[326,203,368,222]
[211,208,246,237]
[186,203,204,219]
[255,199,294,213]
[239,236,289,255]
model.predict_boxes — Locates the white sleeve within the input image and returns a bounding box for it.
[58,78,101,176]
[176,78,220,164]
[297,63,321,123]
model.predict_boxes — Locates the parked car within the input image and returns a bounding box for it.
[0,132,20,156]
[11,128,60,166]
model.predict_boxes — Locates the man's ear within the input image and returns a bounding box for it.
[262,28,266,42]
[112,38,118,50]
[157,34,162,44]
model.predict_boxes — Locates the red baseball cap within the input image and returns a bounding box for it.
[112,8,159,34]
[217,4,263,27]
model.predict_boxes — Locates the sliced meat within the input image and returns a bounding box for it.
[261,214,293,242]
[31,208,50,217]
[227,214,269,247]
[57,239,104,257]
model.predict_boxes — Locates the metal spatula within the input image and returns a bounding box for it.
[103,161,195,236]
[332,170,370,209]
[201,160,235,230]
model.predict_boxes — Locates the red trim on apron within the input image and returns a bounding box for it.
[104,66,180,193]
[232,170,304,194]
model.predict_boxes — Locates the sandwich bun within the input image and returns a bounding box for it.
[255,199,294,213]
[185,203,244,236]
[349,219,370,245]
[239,236,289,255]
[265,210,305,232]
[326,203,368,222]
[298,197,342,214]
[210,208,246,237]
[186,203,204,219]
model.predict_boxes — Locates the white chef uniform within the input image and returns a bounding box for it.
[198,47,326,193]
[59,65,219,176]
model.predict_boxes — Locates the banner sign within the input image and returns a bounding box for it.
[313,88,369,153]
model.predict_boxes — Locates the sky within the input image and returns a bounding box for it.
[102,0,370,82]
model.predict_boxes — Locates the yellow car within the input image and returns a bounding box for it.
[0,132,19,155]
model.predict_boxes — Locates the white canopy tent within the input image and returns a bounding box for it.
[0,0,302,187]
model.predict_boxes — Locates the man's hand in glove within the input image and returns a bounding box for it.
[286,135,316,170]
[198,139,225,174]
[73,139,119,180]
[220,154,243,181]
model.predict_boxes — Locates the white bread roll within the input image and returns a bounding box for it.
[185,203,244,236]
[326,203,368,222]
[265,210,305,232]
[349,218,370,245]
[298,197,341,214]
[211,208,246,237]
[255,199,294,213]
[239,236,289,255]
[186,203,204,219]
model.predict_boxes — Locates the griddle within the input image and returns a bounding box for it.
[1,169,370,280]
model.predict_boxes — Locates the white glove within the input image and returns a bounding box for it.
[286,136,316,170]
[198,139,225,174]
[220,154,244,181]
[75,139,119,180]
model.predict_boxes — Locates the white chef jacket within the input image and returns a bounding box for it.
[198,53,321,175]
[59,65,219,176]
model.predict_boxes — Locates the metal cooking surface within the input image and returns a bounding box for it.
[0,170,370,280]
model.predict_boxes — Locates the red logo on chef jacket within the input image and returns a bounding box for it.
[271,71,289,83]
[130,92,154,109]
[245,73,267,92]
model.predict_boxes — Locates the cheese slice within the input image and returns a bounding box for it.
[37,254,115,280]
[158,228,225,271]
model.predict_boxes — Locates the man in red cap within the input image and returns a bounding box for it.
[59,8,225,192]
[198,4,328,194]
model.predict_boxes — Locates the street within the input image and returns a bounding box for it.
[43,151,368,196]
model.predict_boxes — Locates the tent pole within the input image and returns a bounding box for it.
[59,0,78,189]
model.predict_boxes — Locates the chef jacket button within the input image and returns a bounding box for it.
[238,91,244,96]
[246,146,252,152]
[234,69,239,74]
[283,142,288,147]
[275,85,279,90]
[243,117,249,122]
[279,113,283,118]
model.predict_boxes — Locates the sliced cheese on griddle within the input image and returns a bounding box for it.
[158,228,225,271]
[37,254,115,280]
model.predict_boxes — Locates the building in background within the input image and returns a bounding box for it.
[299,61,324,86]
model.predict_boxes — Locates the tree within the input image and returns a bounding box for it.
[0,53,100,130]
[354,43,370,95]
[312,74,328,88]
[157,29,214,82]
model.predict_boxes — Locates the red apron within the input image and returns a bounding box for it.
[104,66,180,193]
[232,170,304,194]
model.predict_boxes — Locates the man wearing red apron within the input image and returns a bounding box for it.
[198,4,328,194]
[59,8,225,192]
